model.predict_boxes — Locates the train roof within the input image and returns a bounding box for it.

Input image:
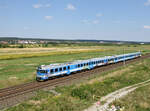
[39,52,141,70]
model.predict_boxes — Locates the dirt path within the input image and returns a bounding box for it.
[84,79,150,111]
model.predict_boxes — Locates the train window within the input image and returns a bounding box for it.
[50,69,53,73]
[59,67,62,71]
[86,63,88,65]
[55,68,58,72]
[78,64,80,67]
[39,70,47,73]
[94,61,95,64]
[84,63,86,66]
[81,64,83,67]
[63,67,66,70]
[68,66,70,69]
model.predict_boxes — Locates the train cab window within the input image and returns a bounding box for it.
[39,70,47,73]
[59,67,62,71]
[55,68,58,72]
[50,69,54,73]
[68,66,70,69]
[63,67,66,70]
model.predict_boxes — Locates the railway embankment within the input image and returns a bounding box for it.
[4,54,150,111]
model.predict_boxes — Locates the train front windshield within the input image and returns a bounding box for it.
[37,70,48,74]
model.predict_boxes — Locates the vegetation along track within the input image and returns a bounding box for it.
[0,53,150,103]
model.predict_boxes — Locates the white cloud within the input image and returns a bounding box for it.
[144,25,150,29]
[92,20,100,24]
[144,0,150,6]
[65,4,76,11]
[45,16,53,20]
[96,13,103,17]
[33,4,42,8]
[33,4,51,8]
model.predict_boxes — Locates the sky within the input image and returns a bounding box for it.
[0,0,150,42]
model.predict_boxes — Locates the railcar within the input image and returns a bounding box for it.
[36,52,141,81]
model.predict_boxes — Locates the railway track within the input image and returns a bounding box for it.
[0,53,150,108]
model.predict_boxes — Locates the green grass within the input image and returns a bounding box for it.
[5,57,150,111]
[0,45,150,89]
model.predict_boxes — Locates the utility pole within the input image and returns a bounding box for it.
[123,48,125,65]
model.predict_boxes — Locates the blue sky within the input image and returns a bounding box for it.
[0,0,150,41]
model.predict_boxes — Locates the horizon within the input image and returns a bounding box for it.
[1,0,150,42]
[0,36,149,43]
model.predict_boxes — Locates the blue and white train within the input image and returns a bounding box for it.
[36,52,141,81]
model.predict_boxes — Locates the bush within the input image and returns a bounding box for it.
[18,44,24,48]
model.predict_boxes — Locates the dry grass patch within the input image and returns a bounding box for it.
[0,48,108,60]
[112,82,120,89]
[8,76,18,80]
[139,102,149,109]
[29,100,42,105]
[112,84,150,111]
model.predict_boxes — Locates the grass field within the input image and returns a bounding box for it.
[111,83,150,111]
[5,52,150,111]
[0,45,150,89]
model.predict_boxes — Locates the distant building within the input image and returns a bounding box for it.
[40,41,45,44]
[99,41,104,43]
[0,41,8,44]
[28,41,36,44]
[18,40,36,44]
[117,42,123,44]
[140,43,145,45]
